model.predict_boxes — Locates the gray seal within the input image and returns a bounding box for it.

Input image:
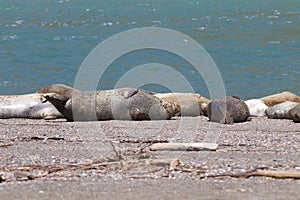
[265,101,299,119]
[207,96,250,124]
[289,104,300,122]
[44,88,180,121]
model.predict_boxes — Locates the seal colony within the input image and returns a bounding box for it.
[1,84,300,124]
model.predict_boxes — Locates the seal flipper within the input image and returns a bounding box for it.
[44,93,74,121]
[294,113,300,122]
[225,116,234,124]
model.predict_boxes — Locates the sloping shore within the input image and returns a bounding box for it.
[0,116,299,199]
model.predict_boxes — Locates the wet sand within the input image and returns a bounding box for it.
[0,116,299,199]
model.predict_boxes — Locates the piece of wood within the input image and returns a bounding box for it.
[254,170,300,179]
[118,139,169,144]
[149,143,218,151]
[0,143,13,148]
[201,169,300,179]
[169,159,181,170]
[144,159,180,167]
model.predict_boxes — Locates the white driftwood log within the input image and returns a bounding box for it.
[255,170,300,179]
[149,143,218,151]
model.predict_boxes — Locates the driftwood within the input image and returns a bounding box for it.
[149,143,218,151]
[0,143,13,148]
[144,159,180,168]
[0,158,181,182]
[202,169,300,179]
[118,138,169,144]
[254,170,300,179]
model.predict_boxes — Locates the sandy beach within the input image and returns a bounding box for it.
[0,116,299,199]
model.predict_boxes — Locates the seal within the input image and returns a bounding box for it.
[153,93,210,116]
[37,83,74,96]
[0,93,63,119]
[259,91,300,106]
[245,99,268,117]
[265,101,299,119]
[44,88,180,121]
[289,104,300,122]
[207,96,250,124]
[0,84,75,120]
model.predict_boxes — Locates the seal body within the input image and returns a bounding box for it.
[245,99,268,117]
[266,101,299,119]
[289,104,300,122]
[207,96,250,124]
[0,93,63,119]
[154,93,210,117]
[44,88,179,121]
[260,91,300,106]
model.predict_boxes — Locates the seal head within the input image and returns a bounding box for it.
[37,84,74,96]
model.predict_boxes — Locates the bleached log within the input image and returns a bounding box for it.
[255,170,300,179]
[149,143,218,151]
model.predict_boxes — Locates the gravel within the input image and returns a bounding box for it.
[0,116,299,199]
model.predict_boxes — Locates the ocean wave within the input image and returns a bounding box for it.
[1,34,18,40]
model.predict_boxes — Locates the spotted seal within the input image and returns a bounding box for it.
[207,96,250,124]
[266,101,299,119]
[0,84,75,120]
[154,93,210,116]
[0,93,63,119]
[260,91,300,106]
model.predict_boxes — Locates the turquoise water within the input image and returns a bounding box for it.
[1,0,299,99]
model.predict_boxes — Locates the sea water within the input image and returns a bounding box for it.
[0,0,299,99]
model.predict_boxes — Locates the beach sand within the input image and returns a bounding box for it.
[0,116,299,199]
